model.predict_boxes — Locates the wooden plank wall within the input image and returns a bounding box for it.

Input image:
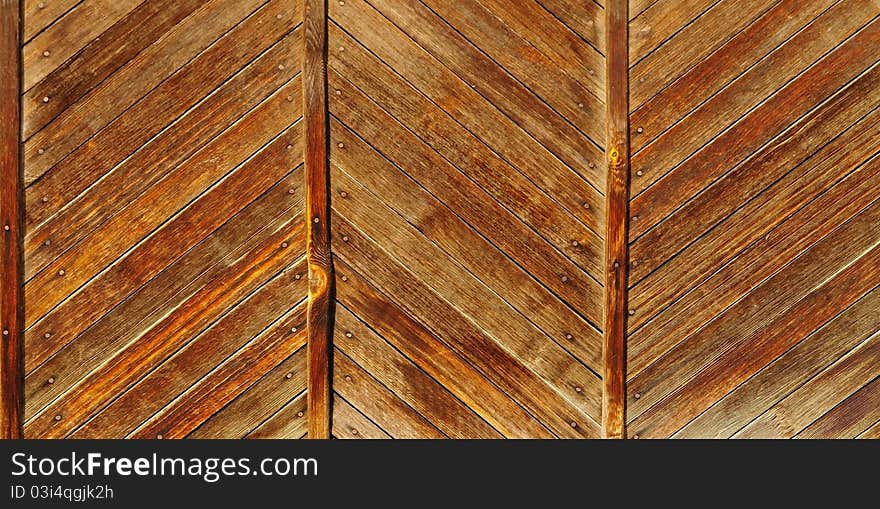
[4,0,879,440]
[327,0,606,438]
[626,0,880,438]
[18,0,309,439]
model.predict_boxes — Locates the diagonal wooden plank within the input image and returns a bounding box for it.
[24,29,302,279]
[628,195,880,422]
[194,348,307,439]
[335,257,555,438]
[631,3,876,204]
[421,0,604,144]
[534,0,605,54]
[333,218,598,437]
[332,394,390,439]
[630,19,880,226]
[629,0,721,65]
[335,304,500,438]
[629,107,880,349]
[676,286,880,438]
[630,64,880,286]
[70,260,307,438]
[26,80,302,329]
[22,0,142,90]
[329,82,602,324]
[633,244,880,438]
[334,349,446,439]
[23,0,204,139]
[130,304,307,439]
[737,332,880,438]
[797,375,880,439]
[23,0,80,42]
[22,0,268,183]
[24,171,303,418]
[24,130,302,374]
[331,122,601,369]
[631,0,839,154]
[331,164,602,398]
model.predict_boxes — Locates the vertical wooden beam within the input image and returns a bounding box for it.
[303,0,332,439]
[0,0,23,439]
[603,0,629,439]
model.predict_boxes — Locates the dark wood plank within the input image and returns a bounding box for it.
[0,0,22,439]
[603,0,628,439]
[303,0,331,440]
[22,0,204,139]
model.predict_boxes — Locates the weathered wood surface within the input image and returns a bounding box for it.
[19,0,308,438]
[627,0,880,438]
[328,0,605,438]
[6,0,880,439]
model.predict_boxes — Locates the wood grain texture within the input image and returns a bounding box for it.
[0,0,22,439]
[603,0,628,439]
[303,0,332,439]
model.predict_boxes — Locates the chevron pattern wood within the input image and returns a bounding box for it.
[19,0,308,439]
[2,0,879,440]
[626,0,880,438]
[327,0,605,438]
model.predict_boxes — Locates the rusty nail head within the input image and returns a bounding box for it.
[44,332,51,338]
[613,261,620,269]
[342,235,349,242]
[345,331,353,338]
[38,2,45,8]
[583,202,590,209]
[2,330,7,336]
[48,377,55,384]
[285,373,293,379]
[278,64,285,70]
[571,240,579,247]
[54,415,62,421]
[634,392,641,399]
[291,326,298,333]
[297,411,304,417]
[636,170,644,176]
[341,275,348,282]
[295,274,302,280]
[633,215,639,221]
[570,421,577,428]
[565,333,573,340]
[44,240,51,246]
[41,196,48,203]
[276,13,283,19]
[42,96,49,103]
[337,142,345,148]
[633,434,640,439]
[157,434,164,439]
[43,50,50,57]
[282,242,289,248]
[286,96,293,102]
[335,90,342,95]
[340,191,348,198]
[3,225,8,231]
[636,127,644,133]
[313,217,320,223]
[58,269,65,276]
[38,148,45,154]
[288,188,295,194]
[561,275,568,282]
[575,386,582,393]
[351,429,359,435]
[628,309,635,316]
[339,46,345,52]
[577,102,584,108]
[344,375,352,382]
[286,144,293,150]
